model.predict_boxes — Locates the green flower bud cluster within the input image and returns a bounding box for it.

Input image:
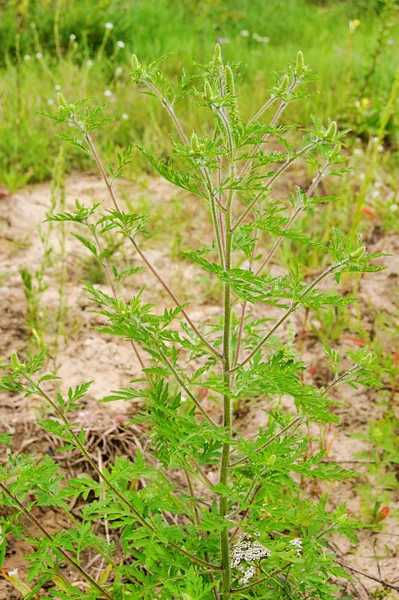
[11,351,22,371]
[131,54,145,82]
[57,93,75,120]
[57,93,68,108]
[324,120,337,141]
[224,65,235,97]
[362,352,373,365]
[274,74,290,99]
[189,133,207,165]
[294,50,308,78]
[349,246,366,260]
[190,133,201,154]
[225,65,239,123]
[213,43,223,69]
[203,80,214,103]
[116,297,128,315]
[328,143,342,162]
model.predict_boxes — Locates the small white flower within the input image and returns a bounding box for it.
[290,537,303,556]
[36,52,42,59]
[122,113,128,120]
[353,148,362,156]
[387,38,394,45]
[239,565,255,585]
[253,33,270,43]
[69,34,76,40]
[104,89,112,97]
[359,173,365,181]
[389,203,398,212]
[86,59,94,68]
[24,54,31,61]
[105,22,114,29]
[8,569,18,577]
[47,98,54,105]
[117,40,125,48]
[115,66,123,75]
[240,29,250,37]
[54,84,61,90]
[371,190,379,199]
[378,145,384,153]
[231,534,271,569]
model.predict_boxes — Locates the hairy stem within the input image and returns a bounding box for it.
[220,196,233,598]
[204,167,226,269]
[219,167,236,598]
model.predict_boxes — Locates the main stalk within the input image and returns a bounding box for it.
[220,191,233,598]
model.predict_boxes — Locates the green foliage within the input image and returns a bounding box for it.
[2,0,399,187]
[0,45,386,599]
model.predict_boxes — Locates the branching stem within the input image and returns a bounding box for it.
[72,118,221,360]
[231,260,347,372]
[232,140,318,232]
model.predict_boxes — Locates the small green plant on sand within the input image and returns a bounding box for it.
[0,47,388,599]
[19,147,69,364]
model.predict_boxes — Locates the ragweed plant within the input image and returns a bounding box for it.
[0,46,388,599]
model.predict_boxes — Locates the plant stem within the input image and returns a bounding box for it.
[230,563,290,593]
[239,78,297,181]
[335,559,399,593]
[230,417,302,468]
[156,345,218,427]
[0,481,113,600]
[89,222,149,377]
[322,365,359,396]
[249,96,276,125]
[86,230,214,424]
[232,141,318,232]
[204,167,225,269]
[220,182,235,597]
[73,118,221,360]
[231,261,345,372]
[255,161,329,277]
[220,221,232,598]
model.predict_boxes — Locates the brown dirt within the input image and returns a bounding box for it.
[0,173,398,598]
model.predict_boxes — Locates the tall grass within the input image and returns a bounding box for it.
[1,0,399,187]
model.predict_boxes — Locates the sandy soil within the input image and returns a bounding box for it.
[0,172,398,598]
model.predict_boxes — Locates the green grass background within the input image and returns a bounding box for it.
[1,0,399,187]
